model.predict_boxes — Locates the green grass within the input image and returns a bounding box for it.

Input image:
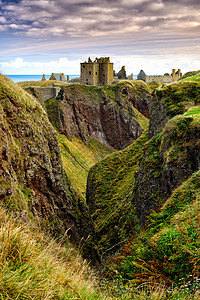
[87,131,149,254]
[0,207,106,300]
[181,74,200,82]
[17,79,66,88]
[180,70,200,81]
[59,134,114,199]
[184,106,200,118]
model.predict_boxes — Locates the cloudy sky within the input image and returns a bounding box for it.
[0,0,200,75]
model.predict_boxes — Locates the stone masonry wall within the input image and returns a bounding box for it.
[37,87,61,101]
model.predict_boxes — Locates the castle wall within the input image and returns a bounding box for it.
[108,63,114,84]
[93,63,100,86]
[37,87,61,101]
[80,58,113,86]
[99,63,113,85]
[80,63,94,85]
[138,69,182,84]
[146,75,173,84]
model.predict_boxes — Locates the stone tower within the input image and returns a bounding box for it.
[80,57,113,86]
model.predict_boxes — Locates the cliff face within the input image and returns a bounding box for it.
[0,75,95,250]
[136,82,200,225]
[45,82,151,150]
[86,81,200,253]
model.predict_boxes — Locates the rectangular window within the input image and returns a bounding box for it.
[83,65,85,68]
[89,71,91,74]
[95,72,97,75]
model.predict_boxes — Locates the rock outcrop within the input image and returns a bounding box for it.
[45,82,151,150]
[135,82,200,225]
[0,75,96,257]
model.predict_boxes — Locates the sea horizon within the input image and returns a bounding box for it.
[4,74,80,83]
[4,74,139,83]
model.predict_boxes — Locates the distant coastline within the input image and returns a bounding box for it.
[5,74,80,83]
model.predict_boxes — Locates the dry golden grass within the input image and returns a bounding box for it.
[0,207,106,299]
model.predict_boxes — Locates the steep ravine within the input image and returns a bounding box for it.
[86,81,200,255]
[0,75,97,259]
[1,75,200,290]
[42,82,151,256]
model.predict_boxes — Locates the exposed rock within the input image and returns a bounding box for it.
[45,82,151,150]
[0,75,96,259]
[117,66,127,79]
[135,110,200,226]
[148,91,169,138]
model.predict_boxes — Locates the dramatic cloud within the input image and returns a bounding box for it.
[1,0,200,37]
[0,0,200,74]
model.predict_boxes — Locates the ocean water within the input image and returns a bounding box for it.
[5,74,79,83]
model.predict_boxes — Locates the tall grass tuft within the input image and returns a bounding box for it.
[0,207,105,299]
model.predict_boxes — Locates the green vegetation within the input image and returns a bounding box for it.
[105,171,200,289]
[59,134,114,198]
[155,81,200,117]
[180,70,200,80]
[0,74,48,211]
[87,131,148,255]
[17,79,65,88]
[0,207,106,300]
[1,75,200,299]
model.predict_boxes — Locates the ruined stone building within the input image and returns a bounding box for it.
[41,73,67,81]
[137,69,182,84]
[49,73,67,81]
[80,57,113,86]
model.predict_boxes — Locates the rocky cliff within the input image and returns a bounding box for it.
[136,82,200,225]
[45,82,151,150]
[0,75,96,255]
[86,81,200,254]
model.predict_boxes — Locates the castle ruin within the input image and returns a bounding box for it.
[49,73,67,81]
[137,69,182,84]
[80,57,113,86]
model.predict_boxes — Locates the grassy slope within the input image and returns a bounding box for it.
[0,74,51,212]
[180,70,200,81]
[17,79,65,88]
[87,131,149,255]
[110,171,200,284]
[102,82,200,290]
[0,74,107,299]
[59,134,114,199]
[0,207,106,300]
